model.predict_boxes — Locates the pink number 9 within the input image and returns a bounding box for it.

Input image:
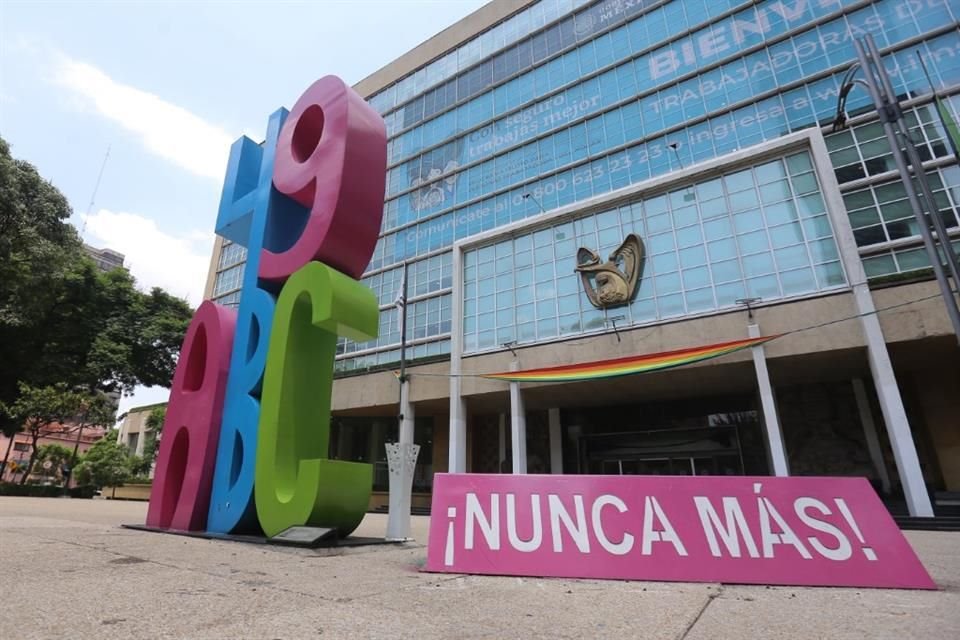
[262,75,387,281]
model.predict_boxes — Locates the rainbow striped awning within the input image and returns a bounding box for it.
[481,335,779,383]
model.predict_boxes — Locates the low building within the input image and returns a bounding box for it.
[116,402,166,459]
[0,422,107,484]
[83,244,125,272]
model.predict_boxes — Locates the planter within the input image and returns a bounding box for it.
[104,483,152,501]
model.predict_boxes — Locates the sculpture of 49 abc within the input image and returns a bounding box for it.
[146,76,387,538]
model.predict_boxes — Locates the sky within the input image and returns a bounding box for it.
[0,0,488,418]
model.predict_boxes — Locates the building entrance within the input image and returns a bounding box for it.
[564,393,771,477]
[580,426,746,477]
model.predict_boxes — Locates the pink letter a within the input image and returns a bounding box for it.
[146,302,236,531]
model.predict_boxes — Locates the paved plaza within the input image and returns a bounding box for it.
[1,497,958,639]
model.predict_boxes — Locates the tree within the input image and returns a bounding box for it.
[0,136,193,418]
[33,444,73,485]
[9,384,80,485]
[0,399,18,477]
[127,454,152,479]
[64,390,117,489]
[73,435,130,493]
[142,405,166,468]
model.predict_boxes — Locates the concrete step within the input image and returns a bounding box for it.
[370,505,431,516]
[894,516,960,532]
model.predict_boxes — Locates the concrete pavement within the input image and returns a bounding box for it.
[0,497,957,639]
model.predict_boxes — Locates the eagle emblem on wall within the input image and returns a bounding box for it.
[575,233,645,309]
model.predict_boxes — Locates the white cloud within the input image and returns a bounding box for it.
[53,56,232,180]
[84,208,212,306]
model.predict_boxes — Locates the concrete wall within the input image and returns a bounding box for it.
[873,280,959,342]
[331,279,958,413]
[117,405,163,457]
[105,484,152,501]
[904,353,960,491]
[202,235,225,302]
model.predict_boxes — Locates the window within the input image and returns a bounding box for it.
[212,264,244,297]
[462,151,843,352]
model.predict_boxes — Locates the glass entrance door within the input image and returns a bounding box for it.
[580,425,746,476]
[595,454,741,476]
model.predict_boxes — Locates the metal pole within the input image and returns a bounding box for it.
[398,261,409,392]
[855,39,960,345]
[916,50,960,164]
[864,36,960,294]
[397,261,414,454]
[387,261,418,540]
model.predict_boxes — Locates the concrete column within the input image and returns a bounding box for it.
[449,380,467,474]
[749,323,789,477]
[913,364,960,491]
[548,408,563,474]
[510,361,527,475]
[852,378,892,494]
[855,285,933,516]
[498,413,507,473]
[809,129,933,517]
[448,244,467,474]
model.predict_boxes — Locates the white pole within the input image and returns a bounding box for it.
[386,260,419,541]
[852,378,892,494]
[548,408,563,474]
[749,322,789,477]
[449,393,467,473]
[448,246,467,473]
[509,361,527,474]
[810,120,934,517]
[385,380,418,541]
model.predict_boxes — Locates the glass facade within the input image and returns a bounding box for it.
[461,151,845,351]
[208,0,960,371]
[209,239,246,307]
[329,417,435,492]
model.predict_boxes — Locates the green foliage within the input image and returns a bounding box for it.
[0,400,14,435]
[7,383,79,484]
[0,482,96,498]
[33,443,74,483]
[867,267,935,288]
[142,405,166,466]
[73,437,131,489]
[127,454,152,479]
[0,135,193,426]
[72,391,117,446]
[0,483,64,497]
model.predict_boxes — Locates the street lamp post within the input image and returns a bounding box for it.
[835,35,960,346]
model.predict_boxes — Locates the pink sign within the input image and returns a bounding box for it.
[425,474,935,590]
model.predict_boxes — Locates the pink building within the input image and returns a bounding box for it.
[0,422,107,484]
